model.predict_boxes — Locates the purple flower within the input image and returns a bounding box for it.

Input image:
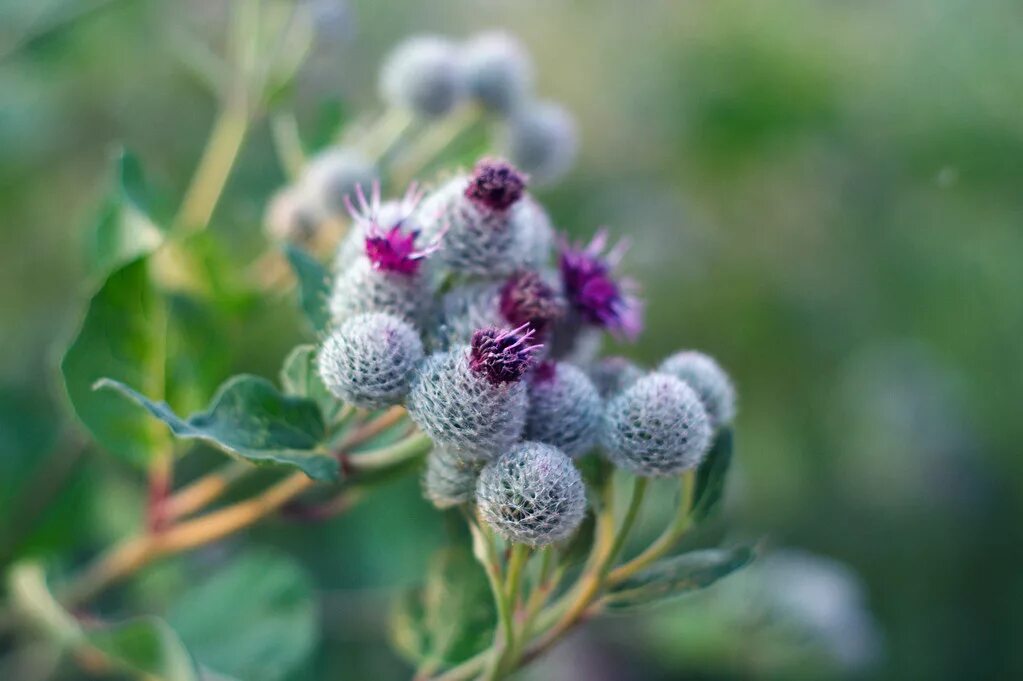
[346,182,439,275]
[559,229,643,340]
[470,324,543,385]
[499,270,566,337]
[465,158,527,212]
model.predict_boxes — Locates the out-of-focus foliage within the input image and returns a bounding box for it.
[1,0,1021,679]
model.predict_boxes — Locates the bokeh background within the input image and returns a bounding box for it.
[2,0,1022,679]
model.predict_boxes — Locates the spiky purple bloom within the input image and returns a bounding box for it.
[465,158,526,212]
[345,182,438,275]
[469,324,542,384]
[559,229,643,340]
[499,270,566,337]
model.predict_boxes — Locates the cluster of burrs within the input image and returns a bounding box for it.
[317,157,736,547]
[266,32,577,245]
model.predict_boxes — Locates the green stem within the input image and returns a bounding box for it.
[390,104,481,186]
[602,477,648,577]
[497,544,530,674]
[472,523,511,681]
[174,97,250,232]
[53,431,430,611]
[608,471,694,584]
[345,431,432,472]
[352,107,416,164]
[270,111,306,180]
[528,476,648,663]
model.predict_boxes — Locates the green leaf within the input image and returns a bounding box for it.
[604,546,755,611]
[62,260,232,469]
[390,544,495,666]
[167,550,317,681]
[165,293,233,416]
[690,427,734,522]
[284,244,331,334]
[8,562,197,681]
[96,375,339,481]
[280,344,342,423]
[86,616,199,681]
[61,259,170,468]
[84,150,166,280]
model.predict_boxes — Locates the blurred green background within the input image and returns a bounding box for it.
[2,0,1022,679]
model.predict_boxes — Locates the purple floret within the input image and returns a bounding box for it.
[499,270,566,337]
[559,229,643,340]
[465,158,527,212]
[347,181,439,275]
[470,324,543,385]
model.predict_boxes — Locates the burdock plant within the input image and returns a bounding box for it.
[4,7,752,681]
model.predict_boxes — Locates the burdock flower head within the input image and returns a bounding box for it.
[334,181,430,273]
[464,157,526,212]
[559,229,643,340]
[432,270,564,350]
[416,158,530,275]
[406,324,539,461]
[499,270,566,337]
[330,183,440,327]
[469,324,542,385]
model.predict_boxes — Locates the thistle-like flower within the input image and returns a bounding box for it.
[330,184,439,327]
[602,372,712,477]
[465,157,526,211]
[406,325,539,460]
[416,158,530,275]
[318,313,424,409]
[499,270,566,338]
[379,35,463,118]
[525,362,602,457]
[558,229,643,340]
[460,32,533,114]
[476,441,587,546]
[468,324,543,384]
[334,182,426,273]
[659,351,737,429]
[433,270,564,350]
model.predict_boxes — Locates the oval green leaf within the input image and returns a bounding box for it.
[95,374,338,481]
[284,244,331,335]
[167,550,317,681]
[690,427,734,522]
[604,546,755,611]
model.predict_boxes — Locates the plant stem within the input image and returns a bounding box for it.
[270,110,306,180]
[353,107,415,163]
[60,471,314,608]
[608,471,694,584]
[602,477,648,576]
[340,406,408,449]
[344,431,432,472]
[146,449,174,532]
[474,523,511,681]
[161,460,254,521]
[390,105,481,186]
[496,544,530,674]
[57,429,431,610]
[175,97,250,232]
[532,477,648,657]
